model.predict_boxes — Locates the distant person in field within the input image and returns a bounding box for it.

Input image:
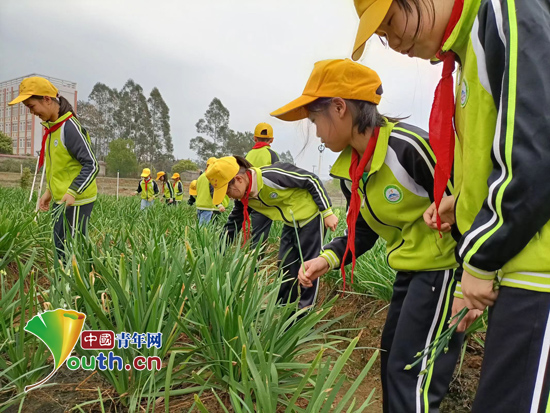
[187,179,197,206]
[230,122,280,247]
[195,158,227,225]
[271,59,470,412]
[206,156,338,312]
[9,76,99,258]
[156,171,175,205]
[172,173,184,204]
[135,168,159,210]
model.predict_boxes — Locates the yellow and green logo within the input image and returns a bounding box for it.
[24,309,86,392]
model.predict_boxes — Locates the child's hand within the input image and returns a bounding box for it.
[462,271,499,310]
[218,205,226,213]
[423,195,455,232]
[450,297,484,332]
[324,214,338,231]
[298,257,330,287]
[61,193,76,207]
[39,190,52,211]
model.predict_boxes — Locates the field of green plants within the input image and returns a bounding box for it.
[0,186,485,412]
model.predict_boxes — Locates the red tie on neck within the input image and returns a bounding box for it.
[38,114,73,169]
[340,128,379,291]
[240,170,254,244]
[252,142,271,150]
[430,0,464,233]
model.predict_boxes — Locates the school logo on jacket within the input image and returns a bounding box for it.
[460,78,469,107]
[384,185,403,204]
[54,139,59,147]
[269,192,278,199]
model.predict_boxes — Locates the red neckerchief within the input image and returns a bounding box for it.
[341,128,379,291]
[144,177,151,195]
[39,113,74,169]
[430,0,464,233]
[240,170,254,244]
[252,142,271,150]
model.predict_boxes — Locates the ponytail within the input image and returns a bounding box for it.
[57,95,75,118]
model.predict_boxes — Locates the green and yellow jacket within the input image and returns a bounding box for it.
[160,180,174,202]
[320,122,457,276]
[245,145,280,167]
[174,181,184,202]
[446,0,550,292]
[136,178,159,201]
[225,163,333,240]
[42,112,98,206]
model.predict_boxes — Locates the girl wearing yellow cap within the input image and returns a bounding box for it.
[271,58,464,412]
[135,168,159,210]
[205,155,338,312]
[156,171,175,205]
[171,173,184,204]
[196,158,227,225]
[348,0,550,410]
[9,76,99,257]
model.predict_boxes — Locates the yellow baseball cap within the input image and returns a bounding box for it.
[189,180,198,196]
[171,172,180,180]
[141,168,151,178]
[206,157,217,168]
[352,0,393,61]
[205,157,240,205]
[156,171,166,180]
[254,123,274,139]
[9,76,59,106]
[270,59,383,121]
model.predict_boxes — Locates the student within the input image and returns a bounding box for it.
[187,179,197,206]
[172,173,184,204]
[205,155,338,311]
[196,158,226,225]
[349,1,550,411]
[239,122,280,245]
[9,76,98,256]
[156,171,175,205]
[136,168,159,210]
[271,58,463,412]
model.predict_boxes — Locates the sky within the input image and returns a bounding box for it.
[0,0,442,179]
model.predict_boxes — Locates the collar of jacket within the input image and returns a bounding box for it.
[248,167,261,198]
[41,111,74,129]
[440,0,480,57]
[329,122,394,181]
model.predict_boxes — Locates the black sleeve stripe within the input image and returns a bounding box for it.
[67,118,99,193]
[262,165,331,210]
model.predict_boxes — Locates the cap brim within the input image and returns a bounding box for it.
[212,184,229,205]
[189,189,197,196]
[141,173,149,177]
[352,0,393,61]
[270,95,319,121]
[8,94,32,106]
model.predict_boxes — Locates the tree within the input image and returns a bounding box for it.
[148,88,173,164]
[84,83,120,160]
[0,131,13,154]
[77,101,103,158]
[105,139,138,177]
[172,159,198,174]
[224,130,252,158]
[279,150,295,165]
[190,98,231,165]
[115,80,153,164]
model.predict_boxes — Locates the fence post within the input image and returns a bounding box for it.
[117,170,120,201]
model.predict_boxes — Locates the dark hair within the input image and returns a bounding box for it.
[255,137,272,143]
[30,94,76,118]
[228,155,253,186]
[306,96,405,135]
